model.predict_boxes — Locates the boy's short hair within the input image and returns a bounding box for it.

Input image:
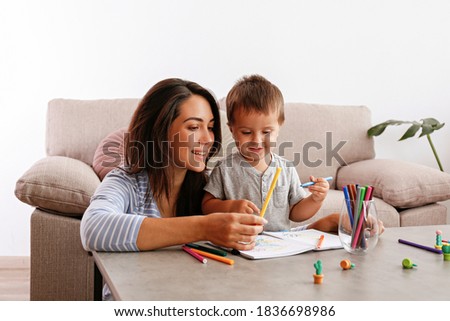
[226,74,285,125]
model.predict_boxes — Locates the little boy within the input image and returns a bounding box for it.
[202,74,336,232]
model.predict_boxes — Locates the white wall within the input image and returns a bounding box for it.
[1,0,449,256]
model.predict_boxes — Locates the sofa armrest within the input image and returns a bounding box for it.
[336,159,450,208]
[15,156,100,216]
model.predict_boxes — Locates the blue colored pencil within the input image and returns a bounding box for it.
[301,176,333,187]
[342,186,354,227]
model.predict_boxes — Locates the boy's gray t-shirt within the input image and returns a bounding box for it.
[204,152,307,231]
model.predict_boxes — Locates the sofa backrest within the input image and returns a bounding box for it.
[46,99,140,165]
[46,98,232,167]
[277,103,375,188]
[46,99,375,189]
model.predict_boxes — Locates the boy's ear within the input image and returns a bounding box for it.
[227,122,235,138]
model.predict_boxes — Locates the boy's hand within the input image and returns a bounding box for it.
[229,199,260,214]
[308,176,330,203]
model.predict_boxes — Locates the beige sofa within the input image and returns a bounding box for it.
[15,98,450,300]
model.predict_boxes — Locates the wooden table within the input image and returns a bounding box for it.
[93,225,449,300]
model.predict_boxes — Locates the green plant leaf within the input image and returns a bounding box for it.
[419,118,445,137]
[422,118,442,127]
[367,123,388,136]
[420,123,434,137]
[367,120,412,136]
[367,117,445,171]
[399,122,421,140]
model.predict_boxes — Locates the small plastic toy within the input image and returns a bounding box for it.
[435,230,443,250]
[442,244,450,261]
[313,260,324,284]
[340,259,355,270]
[402,258,417,269]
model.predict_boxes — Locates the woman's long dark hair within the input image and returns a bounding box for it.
[125,78,221,216]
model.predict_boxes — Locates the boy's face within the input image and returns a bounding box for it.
[229,107,281,166]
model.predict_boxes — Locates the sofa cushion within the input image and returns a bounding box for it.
[337,159,450,208]
[92,127,127,180]
[399,203,448,226]
[15,156,100,215]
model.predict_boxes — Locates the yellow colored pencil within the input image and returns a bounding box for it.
[190,248,235,265]
[259,167,282,218]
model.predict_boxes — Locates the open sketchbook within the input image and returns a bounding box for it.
[238,229,342,260]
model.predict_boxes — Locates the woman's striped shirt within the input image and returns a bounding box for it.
[80,168,160,252]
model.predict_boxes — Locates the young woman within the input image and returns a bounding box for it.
[80,78,266,252]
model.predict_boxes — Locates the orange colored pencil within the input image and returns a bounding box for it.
[316,235,325,249]
[190,248,235,265]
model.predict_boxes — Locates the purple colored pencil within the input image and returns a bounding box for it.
[398,239,443,254]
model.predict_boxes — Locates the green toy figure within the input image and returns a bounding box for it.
[435,230,443,250]
[402,258,417,269]
[313,260,324,284]
[442,244,450,261]
[340,259,355,270]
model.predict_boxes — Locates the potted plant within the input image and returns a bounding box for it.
[367,118,445,172]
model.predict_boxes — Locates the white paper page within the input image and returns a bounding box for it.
[239,234,315,259]
[263,229,343,251]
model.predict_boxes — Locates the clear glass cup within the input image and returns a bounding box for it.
[338,200,379,255]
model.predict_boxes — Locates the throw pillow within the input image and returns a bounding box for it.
[15,156,100,215]
[337,159,450,208]
[92,127,127,180]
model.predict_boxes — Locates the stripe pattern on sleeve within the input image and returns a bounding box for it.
[80,169,160,252]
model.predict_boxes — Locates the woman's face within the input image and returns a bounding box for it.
[168,94,215,172]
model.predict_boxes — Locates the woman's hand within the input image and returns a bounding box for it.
[203,212,267,250]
